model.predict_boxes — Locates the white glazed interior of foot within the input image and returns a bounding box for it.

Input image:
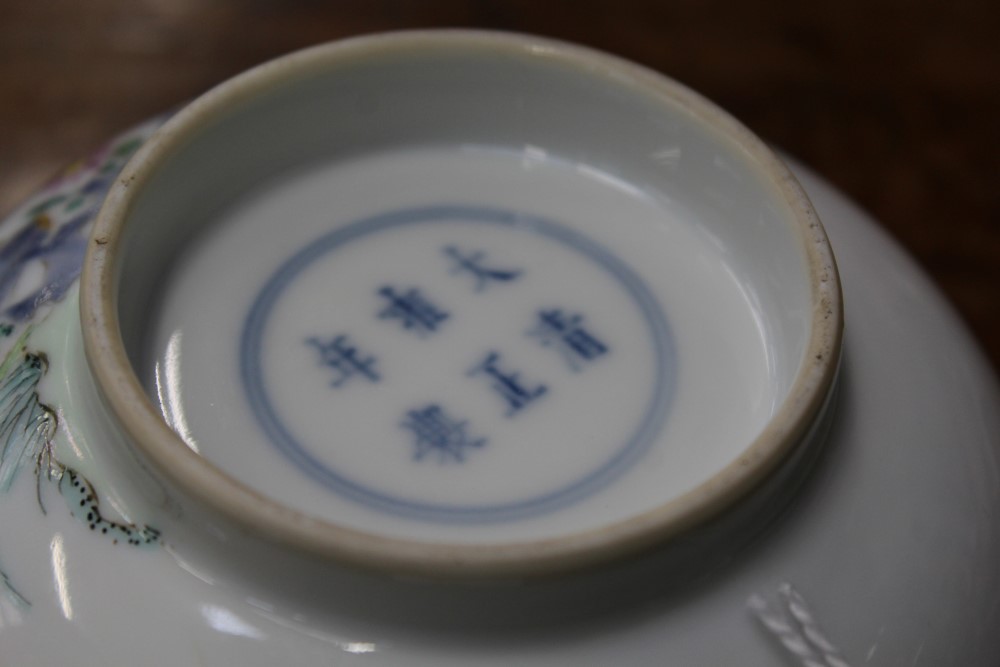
[117,41,812,544]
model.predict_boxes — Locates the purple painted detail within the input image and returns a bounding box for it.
[0,211,90,321]
[0,117,168,608]
[0,118,164,330]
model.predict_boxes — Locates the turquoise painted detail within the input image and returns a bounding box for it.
[0,333,54,607]
[0,116,168,608]
[0,331,54,494]
[0,333,161,606]
[58,470,160,546]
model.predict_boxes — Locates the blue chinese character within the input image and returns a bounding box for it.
[377,286,449,336]
[467,351,547,417]
[443,245,522,292]
[306,334,380,387]
[401,404,487,463]
[528,309,608,371]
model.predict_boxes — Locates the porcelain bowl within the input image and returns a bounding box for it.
[81,30,841,579]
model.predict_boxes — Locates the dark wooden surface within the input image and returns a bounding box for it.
[1,0,997,370]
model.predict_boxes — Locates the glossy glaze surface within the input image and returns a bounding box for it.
[80,33,840,576]
[0,126,996,662]
[144,146,789,541]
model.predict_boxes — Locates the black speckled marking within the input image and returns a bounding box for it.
[59,469,160,546]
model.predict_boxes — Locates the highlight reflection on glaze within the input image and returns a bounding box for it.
[0,119,166,610]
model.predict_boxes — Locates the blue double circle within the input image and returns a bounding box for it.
[241,205,674,523]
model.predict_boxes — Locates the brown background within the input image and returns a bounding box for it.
[1,0,996,371]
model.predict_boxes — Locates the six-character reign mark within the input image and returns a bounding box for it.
[308,245,614,463]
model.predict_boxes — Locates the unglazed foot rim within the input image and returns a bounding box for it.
[80,29,843,578]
